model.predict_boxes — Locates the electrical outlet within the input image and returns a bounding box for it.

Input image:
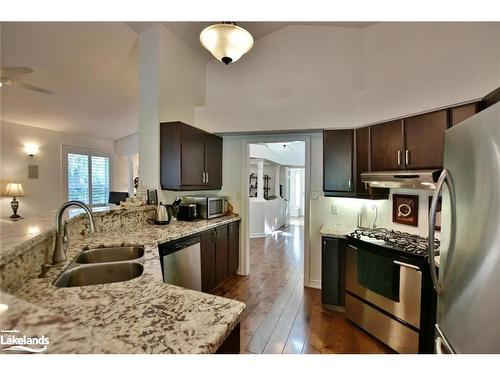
[331,204,338,215]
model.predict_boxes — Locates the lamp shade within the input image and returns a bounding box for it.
[4,182,25,197]
[200,23,254,65]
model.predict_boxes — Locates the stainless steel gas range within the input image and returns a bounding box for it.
[345,228,438,354]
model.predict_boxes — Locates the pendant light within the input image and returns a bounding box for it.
[200,22,254,65]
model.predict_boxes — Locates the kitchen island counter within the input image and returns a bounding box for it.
[1,213,245,354]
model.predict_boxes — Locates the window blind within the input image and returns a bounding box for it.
[66,152,110,206]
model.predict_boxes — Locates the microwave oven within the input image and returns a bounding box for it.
[183,196,228,219]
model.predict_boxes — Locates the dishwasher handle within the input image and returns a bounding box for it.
[159,235,200,256]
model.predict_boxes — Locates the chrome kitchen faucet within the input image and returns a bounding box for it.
[40,201,96,276]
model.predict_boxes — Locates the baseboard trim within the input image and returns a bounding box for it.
[307,279,321,289]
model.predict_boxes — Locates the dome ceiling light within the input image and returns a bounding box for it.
[200,22,254,65]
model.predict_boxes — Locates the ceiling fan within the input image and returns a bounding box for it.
[0,66,53,94]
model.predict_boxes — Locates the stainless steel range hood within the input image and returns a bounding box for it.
[361,170,441,190]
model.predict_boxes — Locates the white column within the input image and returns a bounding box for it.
[127,155,135,196]
[257,159,264,200]
[138,25,161,191]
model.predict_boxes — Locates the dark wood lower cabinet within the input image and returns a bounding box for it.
[321,237,346,308]
[215,225,229,286]
[216,323,240,354]
[201,230,216,293]
[228,221,240,275]
[201,222,240,294]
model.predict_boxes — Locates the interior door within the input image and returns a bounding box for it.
[181,125,205,187]
[404,110,447,169]
[204,133,223,188]
[370,120,404,171]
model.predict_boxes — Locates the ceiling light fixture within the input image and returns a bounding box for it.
[200,22,254,65]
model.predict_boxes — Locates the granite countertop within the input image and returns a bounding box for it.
[320,224,356,238]
[1,214,245,354]
[0,205,153,266]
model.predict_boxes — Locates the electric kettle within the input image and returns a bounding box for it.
[154,202,171,225]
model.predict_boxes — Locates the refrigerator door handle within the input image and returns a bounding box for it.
[435,324,455,354]
[428,169,457,295]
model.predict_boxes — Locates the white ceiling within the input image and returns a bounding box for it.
[126,22,377,61]
[0,22,138,140]
[265,141,305,154]
[0,22,376,141]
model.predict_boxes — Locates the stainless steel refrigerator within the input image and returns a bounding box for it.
[428,101,500,353]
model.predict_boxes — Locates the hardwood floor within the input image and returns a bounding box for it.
[214,224,393,354]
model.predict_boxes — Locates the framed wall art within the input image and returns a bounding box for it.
[392,194,419,227]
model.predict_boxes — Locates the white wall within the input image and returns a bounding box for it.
[138,24,211,205]
[197,23,500,132]
[113,132,139,194]
[224,132,437,286]
[0,120,115,218]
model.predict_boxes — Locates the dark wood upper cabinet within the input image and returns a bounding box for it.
[355,126,370,195]
[204,133,223,189]
[450,103,479,127]
[324,128,388,199]
[404,110,447,169]
[323,129,353,192]
[228,221,240,275]
[480,86,500,111]
[160,121,223,191]
[180,124,205,186]
[370,120,404,171]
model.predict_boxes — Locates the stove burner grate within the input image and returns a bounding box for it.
[350,228,439,255]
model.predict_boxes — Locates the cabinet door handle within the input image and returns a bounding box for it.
[206,172,209,184]
[348,178,351,189]
[405,150,410,166]
[397,150,402,166]
[202,172,205,183]
[394,260,420,271]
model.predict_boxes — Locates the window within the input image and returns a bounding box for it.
[63,146,111,206]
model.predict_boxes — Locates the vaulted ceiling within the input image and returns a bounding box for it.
[0,22,376,140]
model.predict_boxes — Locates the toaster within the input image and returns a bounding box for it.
[176,203,199,221]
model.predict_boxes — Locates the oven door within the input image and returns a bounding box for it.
[346,244,422,329]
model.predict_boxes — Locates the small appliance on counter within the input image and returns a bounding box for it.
[176,203,199,221]
[151,202,171,225]
[183,196,228,219]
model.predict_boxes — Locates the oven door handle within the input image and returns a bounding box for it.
[393,260,420,271]
[428,169,457,295]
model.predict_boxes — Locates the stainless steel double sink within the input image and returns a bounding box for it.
[53,246,145,288]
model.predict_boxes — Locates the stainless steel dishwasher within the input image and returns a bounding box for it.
[158,235,201,291]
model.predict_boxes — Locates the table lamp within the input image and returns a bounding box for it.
[3,182,25,219]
